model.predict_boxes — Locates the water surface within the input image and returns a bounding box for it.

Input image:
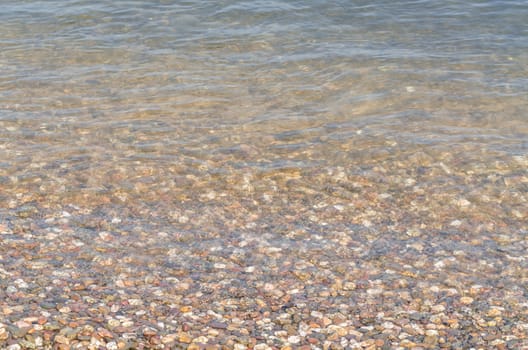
[1,0,527,255]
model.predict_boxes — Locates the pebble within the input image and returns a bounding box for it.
[343,282,356,290]
[487,308,502,317]
[366,288,383,296]
[54,335,70,344]
[161,334,178,344]
[0,328,8,341]
[311,311,323,318]
[14,320,31,329]
[142,327,157,337]
[178,332,192,343]
[58,306,71,313]
[431,304,445,313]
[1,123,527,350]
[382,321,394,329]
[99,328,114,338]
[460,296,474,305]
[210,321,228,329]
[375,339,385,347]
[254,344,271,350]
[287,335,301,344]
[193,336,208,344]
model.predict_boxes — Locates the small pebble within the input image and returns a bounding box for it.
[287,335,301,344]
[460,296,474,305]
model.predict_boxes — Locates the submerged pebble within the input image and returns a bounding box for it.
[0,1,526,349]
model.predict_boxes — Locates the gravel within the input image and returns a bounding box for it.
[1,100,527,349]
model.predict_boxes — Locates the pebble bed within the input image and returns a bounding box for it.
[2,1,527,348]
[1,125,527,349]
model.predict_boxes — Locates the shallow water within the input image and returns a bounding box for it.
[1,1,528,348]
[1,0,527,263]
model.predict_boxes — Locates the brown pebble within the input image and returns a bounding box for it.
[179,332,192,343]
[149,336,161,345]
[111,326,129,333]
[43,331,54,342]
[54,335,70,344]
[72,284,86,291]
[180,306,192,313]
[487,308,502,317]
[0,328,9,341]
[98,328,114,339]
[143,327,157,337]
[161,333,178,344]
[460,296,474,305]
[307,338,319,344]
[210,321,228,329]
[424,335,438,346]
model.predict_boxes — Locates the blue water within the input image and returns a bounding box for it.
[0,0,527,233]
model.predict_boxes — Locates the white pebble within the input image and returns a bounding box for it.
[382,321,394,329]
[311,310,323,318]
[98,231,112,241]
[404,178,416,186]
[287,335,301,344]
[204,191,216,200]
[14,279,29,289]
[253,344,271,350]
[434,260,445,268]
[450,220,462,227]
[366,288,383,296]
[34,336,43,347]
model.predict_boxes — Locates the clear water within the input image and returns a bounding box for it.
[1,0,527,239]
[2,3,528,347]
